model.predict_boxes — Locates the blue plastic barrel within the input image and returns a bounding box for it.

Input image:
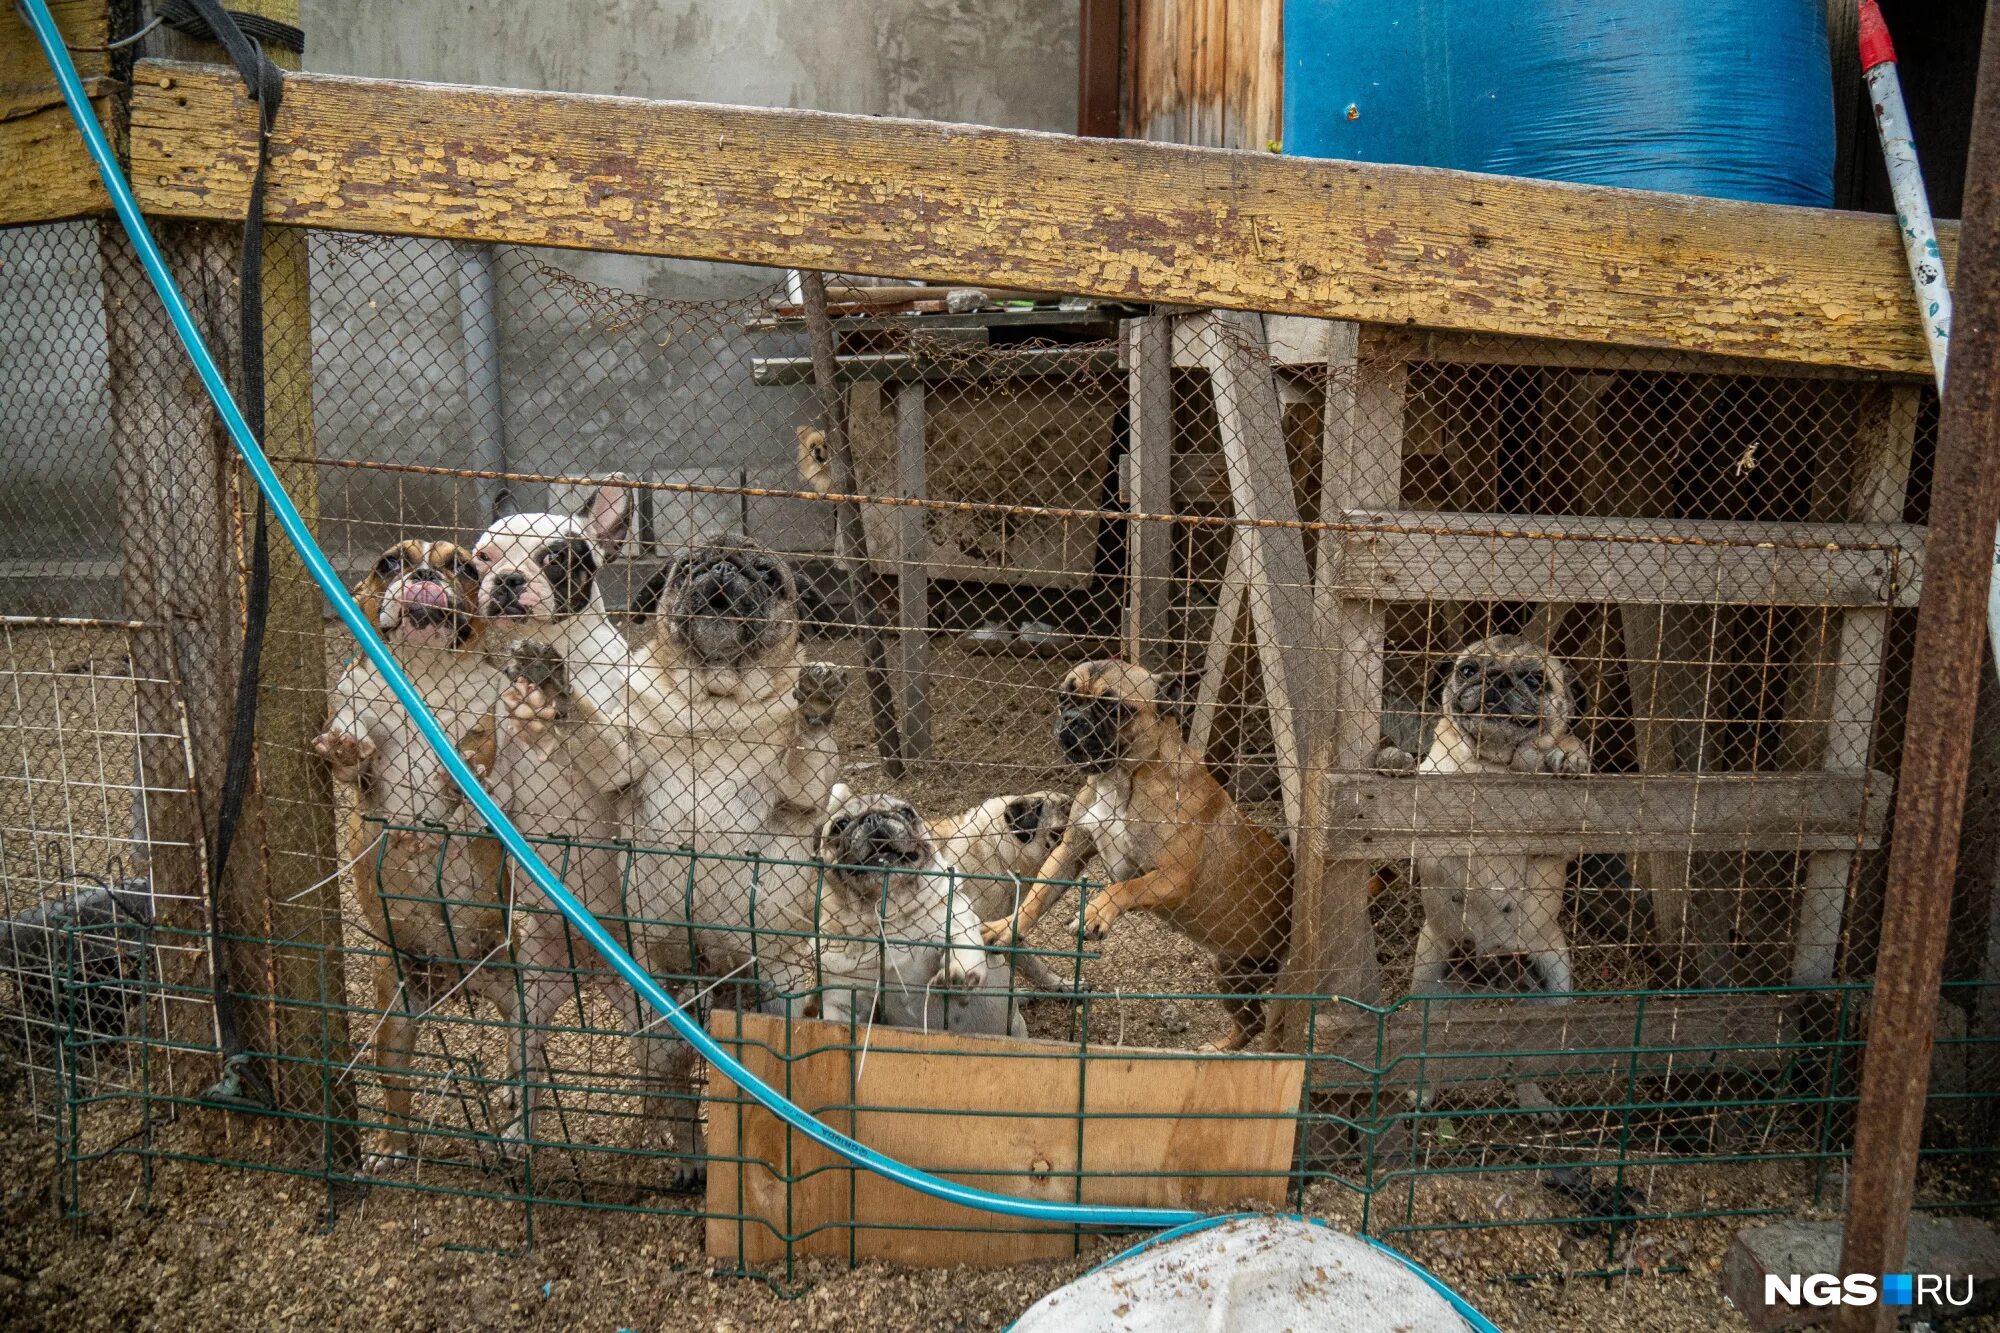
[1282,1,1834,206]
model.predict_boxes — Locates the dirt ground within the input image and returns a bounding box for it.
[1,1093,1919,1333]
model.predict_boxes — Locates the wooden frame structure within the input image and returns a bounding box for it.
[0,7,1963,1165]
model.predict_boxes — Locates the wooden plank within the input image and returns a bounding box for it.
[1309,993,1797,1097]
[1192,311,1318,830]
[1794,384,1921,986]
[1128,0,1281,152]
[127,61,1956,376]
[706,1011,1304,1268]
[1357,326,1918,382]
[0,2,120,227]
[892,381,931,765]
[1323,770,1893,858]
[1322,512,1923,608]
[1188,532,1247,759]
[1123,317,1175,671]
[751,346,1120,387]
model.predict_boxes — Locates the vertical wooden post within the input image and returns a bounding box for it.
[799,271,902,772]
[892,381,933,765]
[1793,384,1919,986]
[1122,316,1175,672]
[1283,322,1392,1046]
[1833,10,2000,1325]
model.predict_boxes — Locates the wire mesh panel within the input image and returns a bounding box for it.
[1,215,1992,1274]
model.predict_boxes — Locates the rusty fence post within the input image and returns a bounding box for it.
[1832,3,2000,1328]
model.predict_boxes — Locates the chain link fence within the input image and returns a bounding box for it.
[1,215,1993,1277]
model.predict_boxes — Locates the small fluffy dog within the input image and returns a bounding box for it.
[1412,634,1587,1004]
[796,425,832,495]
[520,533,844,1176]
[475,482,650,1146]
[314,539,508,1170]
[980,660,1293,1051]
[809,785,1024,1036]
[927,792,1073,993]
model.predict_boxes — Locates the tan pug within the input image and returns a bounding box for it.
[313,539,508,1172]
[805,784,1024,1037]
[1413,633,1588,1004]
[796,425,832,495]
[927,792,1074,993]
[516,533,845,1186]
[979,661,1293,1051]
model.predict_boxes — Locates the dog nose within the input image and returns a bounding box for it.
[494,571,527,591]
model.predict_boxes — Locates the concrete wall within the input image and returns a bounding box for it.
[301,0,1079,570]
[0,1,1078,612]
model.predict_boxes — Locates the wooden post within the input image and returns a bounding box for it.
[1834,10,2000,1326]
[1190,310,1319,832]
[892,381,933,765]
[1122,316,1175,672]
[798,272,903,772]
[1283,321,1391,1046]
[1793,385,1919,986]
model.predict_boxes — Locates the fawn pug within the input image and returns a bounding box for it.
[314,539,508,1171]
[1410,634,1588,1003]
[980,660,1293,1051]
[514,532,845,1181]
[807,785,1026,1037]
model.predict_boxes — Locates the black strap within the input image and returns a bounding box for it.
[154,0,303,56]
[173,0,283,1104]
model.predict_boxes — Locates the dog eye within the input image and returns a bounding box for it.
[373,551,404,577]
[1457,662,1478,679]
[1520,672,1544,692]
[444,553,476,578]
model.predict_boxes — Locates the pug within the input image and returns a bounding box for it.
[801,785,1025,1037]
[1412,634,1587,1004]
[927,792,1074,993]
[519,532,846,1180]
[313,539,509,1171]
[979,660,1293,1051]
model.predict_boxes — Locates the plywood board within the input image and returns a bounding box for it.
[706,1011,1304,1268]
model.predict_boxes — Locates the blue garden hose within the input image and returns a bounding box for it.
[19,17,1501,1324]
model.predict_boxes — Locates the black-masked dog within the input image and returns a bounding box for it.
[314,539,508,1171]
[807,785,1024,1036]
[474,481,649,1153]
[1413,634,1587,1004]
[927,792,1073,993]
[980,661,1293,1051]
[518,532,845,1181]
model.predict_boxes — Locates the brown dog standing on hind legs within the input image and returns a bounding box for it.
[313,539,511,1172]
[1410,633,1588,1004]
[979,660,1292,1051]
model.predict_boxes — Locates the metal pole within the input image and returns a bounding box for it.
[1832,5,2000,1328]
[458,243,509,519]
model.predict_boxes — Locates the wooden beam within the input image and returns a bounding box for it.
[1322,770,1894,858]
[892,381,932,765]
[0,0,123,228]
[127,61,1956,376]
[1324,512,1923,609]
[1192,311,1318,830]
[751,346,1120,386]
[1309,993,1796,1099]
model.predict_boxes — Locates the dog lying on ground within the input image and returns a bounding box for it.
[980,660,1293,1051]
[1408,634,1587,1004]
[313,538,509,1171]
[807,784,1025,1036]
[926,792,1074,994]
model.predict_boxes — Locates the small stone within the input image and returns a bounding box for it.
[1158,1001,1189,1034]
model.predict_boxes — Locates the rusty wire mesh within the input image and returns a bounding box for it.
[1,217,1993,1275]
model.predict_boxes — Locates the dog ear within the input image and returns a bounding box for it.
[354,572,386,628]
[579,476,634,562]
[1425,653,1457,709]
